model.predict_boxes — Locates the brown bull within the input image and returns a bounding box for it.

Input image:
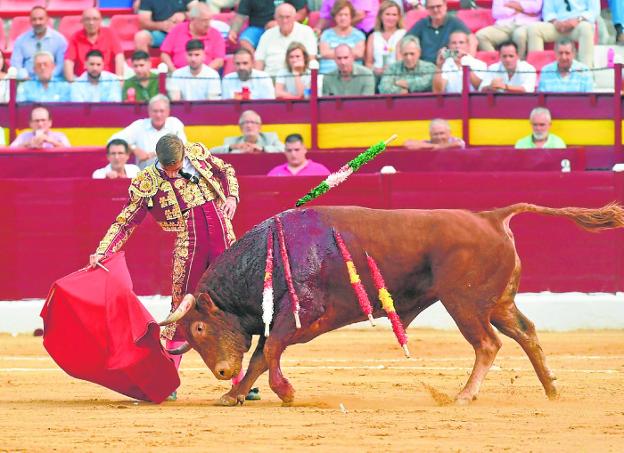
[161,203,624,405]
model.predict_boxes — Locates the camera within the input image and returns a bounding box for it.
[443,49,458,59]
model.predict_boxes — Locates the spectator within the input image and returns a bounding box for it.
[319,0,367,74]
[0,50,8,104]
[63,8,125,82]
[10,6,67,79]
[479,41,537,93]
[365,1,406,78]
[212,110,285,154]
[527,0,600,67]
[322,44,376,95]
[228,0,308,53]
[134,0,197,52]
[406,0,476,64]
[122,51,159,102]
[611,0,623,44]
[109,94,187,168]
[404,118,465,150]
[537,38,593,92]
[432,31,486,93]
[378,35,436,94]
[160,3,225,72]
[476,0,542,58]
[16,51,71,103]
[222,48,276,99]
[255,3,318,77]
[10,107,71,149]
[268,133,331,176]
[275,42,316,99]
[515,107,566,148]
[92,139,140,179]
[167,39,222,101]
[315,0,379,35]
[205,0,240,13]
[70,50,122,102]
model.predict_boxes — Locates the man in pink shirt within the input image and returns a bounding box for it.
[160,2,225,72]
[475,0,543,57]
[267,134,330,176]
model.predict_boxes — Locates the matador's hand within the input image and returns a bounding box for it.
[222,196,238,220]
[89,253,104,268]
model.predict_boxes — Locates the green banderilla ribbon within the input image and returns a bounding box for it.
[295,134,398,207]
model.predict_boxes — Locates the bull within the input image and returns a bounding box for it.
[160,203,624,405]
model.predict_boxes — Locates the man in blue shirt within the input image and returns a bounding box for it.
[537,38,593,92]
[16,51,71,103]
[70,50,122,102]
[527,0,601,67]
[10,6,67,79]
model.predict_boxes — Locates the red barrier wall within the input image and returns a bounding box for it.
[1,172,623,300]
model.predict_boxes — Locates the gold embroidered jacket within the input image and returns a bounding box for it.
[96,142,239,255]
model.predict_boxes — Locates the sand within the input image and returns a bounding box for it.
[1,328,623,452]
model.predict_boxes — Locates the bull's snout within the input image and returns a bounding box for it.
[214,361,234,380]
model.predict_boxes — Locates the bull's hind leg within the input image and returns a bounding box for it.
[442,295,503,403]
[490,301,558,400]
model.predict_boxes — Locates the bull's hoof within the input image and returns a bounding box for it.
[454,394,476,405]
[546,387,560,401]
[217,394,240,406]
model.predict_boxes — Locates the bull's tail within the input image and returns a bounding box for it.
[492,202,624,232]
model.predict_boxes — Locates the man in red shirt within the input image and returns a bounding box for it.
[160,2,225,72]
[64,7,124,82]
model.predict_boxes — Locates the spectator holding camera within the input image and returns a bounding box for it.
[10,106,70,149]
[432,30,486,93]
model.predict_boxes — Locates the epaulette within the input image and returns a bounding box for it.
[128,166,160,199]
[185,142,209,160]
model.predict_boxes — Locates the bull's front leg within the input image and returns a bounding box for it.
[264,336,294,405]
[218,336,267,406]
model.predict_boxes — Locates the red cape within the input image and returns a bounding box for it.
[40,252,180,403]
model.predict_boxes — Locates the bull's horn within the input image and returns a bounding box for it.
[159,294,196,326]
[166,341,192,355]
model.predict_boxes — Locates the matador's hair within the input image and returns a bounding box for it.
[156,134,185,165]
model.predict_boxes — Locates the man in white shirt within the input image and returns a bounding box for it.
[222,48,276,100]
[479,41,537,93]
[167,39,221,101]
[92,139,140,179]
[70,49,122,102]
[433,31,487,94]
[254,3,317,77]
[108,94,187,169]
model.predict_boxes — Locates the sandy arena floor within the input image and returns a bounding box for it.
[1,328,623,452]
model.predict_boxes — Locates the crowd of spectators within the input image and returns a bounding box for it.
[0,0,613,106]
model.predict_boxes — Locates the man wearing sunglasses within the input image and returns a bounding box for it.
[527,0,601,67]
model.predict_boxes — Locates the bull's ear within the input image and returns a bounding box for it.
[197,292,220,314]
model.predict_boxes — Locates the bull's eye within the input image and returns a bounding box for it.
[196,323,204,333]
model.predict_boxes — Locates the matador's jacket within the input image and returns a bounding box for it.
[95,142,239,340]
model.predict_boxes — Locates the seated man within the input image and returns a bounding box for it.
[212,110,284,154]
[221,48,276,100]
[92,139,140,179]
[70,50,122,102]
[476,0,542,58]
[515,107,566,148]
[404,118,465,150]
[63,7,124,82]
[268,133,330,176]
[479,41,537,93]
[109,94,187,168]
[160,3,225,72]
[10,106,71,149]
[254,3,318,77]
[378,35,436,94]
[527,0,600,67]
[168,40,221,101]
[406,0,476,64]
[537,38,593,92]
[228,0,308,52]
[16,51,71,103]
[10,6,67,79]
[122,51,159,102]
[134,0,198,52]
[432,31,486,93]
[322,44,375,96]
